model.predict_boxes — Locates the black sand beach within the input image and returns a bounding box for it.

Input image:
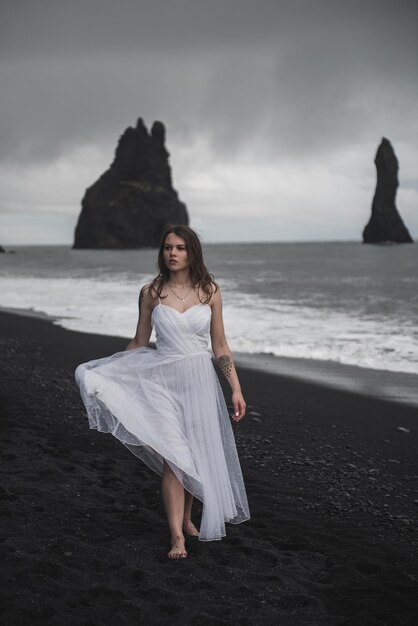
[1,310,417,625]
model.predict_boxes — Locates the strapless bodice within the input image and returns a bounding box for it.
[152,303,212,357]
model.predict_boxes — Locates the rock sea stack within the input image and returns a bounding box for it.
[363,138,413,244]
[73,118,188,249]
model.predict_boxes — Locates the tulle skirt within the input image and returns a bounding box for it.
[75,346,250,541]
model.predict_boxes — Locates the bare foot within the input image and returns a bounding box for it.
[183,520,200,537]
[167,537,187,560]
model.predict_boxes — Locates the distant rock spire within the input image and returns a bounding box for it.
[73,118,188,249]
[363,138,413,244]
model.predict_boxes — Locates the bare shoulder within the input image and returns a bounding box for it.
[139,282,151,296]
[208,281,222,308]
[139,281,158,311]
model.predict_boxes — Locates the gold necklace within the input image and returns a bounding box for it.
[167,283,193,302]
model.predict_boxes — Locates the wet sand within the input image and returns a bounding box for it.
[1,310,417,625]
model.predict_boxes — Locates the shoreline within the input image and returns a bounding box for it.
[1,309,418,624]
[2,304,417,409]
[235,351,418,408]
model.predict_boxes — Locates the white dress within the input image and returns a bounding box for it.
[75,298,250,541]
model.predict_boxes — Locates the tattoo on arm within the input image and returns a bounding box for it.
[217,354,233,379]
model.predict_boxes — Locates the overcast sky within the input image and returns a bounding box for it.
[1,0,417,244]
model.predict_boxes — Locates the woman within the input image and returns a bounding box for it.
[75,225,250,559]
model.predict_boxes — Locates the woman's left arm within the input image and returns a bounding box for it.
[210,285,246,422]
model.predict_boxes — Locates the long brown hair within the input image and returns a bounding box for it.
[148,225,218,304]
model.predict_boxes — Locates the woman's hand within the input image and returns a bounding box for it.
[231,390,246,422]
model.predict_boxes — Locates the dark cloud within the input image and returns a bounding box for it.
[0,0,417,164]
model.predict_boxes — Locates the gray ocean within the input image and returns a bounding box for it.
[1,242,417,405]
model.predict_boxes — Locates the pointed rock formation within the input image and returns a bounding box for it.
[73,118,188,249]
[363,138,413,244]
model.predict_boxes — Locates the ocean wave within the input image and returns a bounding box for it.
[222,293,418,375]
[1,275,417,376]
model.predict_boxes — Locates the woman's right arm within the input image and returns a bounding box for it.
[125,283,154,350]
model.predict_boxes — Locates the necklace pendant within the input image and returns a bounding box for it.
[168,283,193,303]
